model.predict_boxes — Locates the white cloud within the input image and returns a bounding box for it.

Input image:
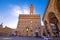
[11,5,30,16]
[41,21,44,26]
[3,21,17,29]
[0,16,1,20]
[11,6,22,16]
[23,7,30,14]
[0,16,1,23]
[0,16,3,24]
[4,5,30,29]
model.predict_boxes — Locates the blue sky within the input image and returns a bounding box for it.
[0,0,48,29]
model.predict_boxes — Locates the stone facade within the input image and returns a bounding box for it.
[43,0,60,38]
[0,23,14,36]
[17,4,41,37]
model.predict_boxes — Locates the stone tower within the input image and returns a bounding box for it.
[17,4,41,37]
[30,4,34,15]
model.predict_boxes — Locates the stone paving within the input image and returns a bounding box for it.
[0,37,43,40]
[0,37,60,40]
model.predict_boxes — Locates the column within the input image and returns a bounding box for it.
[47,21,54,37]
[58,22,60,36]
[44,22,48,36]
[57,22,60,31]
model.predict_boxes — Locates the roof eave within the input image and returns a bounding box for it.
[42,0,50,21]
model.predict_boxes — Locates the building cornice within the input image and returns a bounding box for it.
[42,0,50,21]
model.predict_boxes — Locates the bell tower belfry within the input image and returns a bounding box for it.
[30,4,34,15]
